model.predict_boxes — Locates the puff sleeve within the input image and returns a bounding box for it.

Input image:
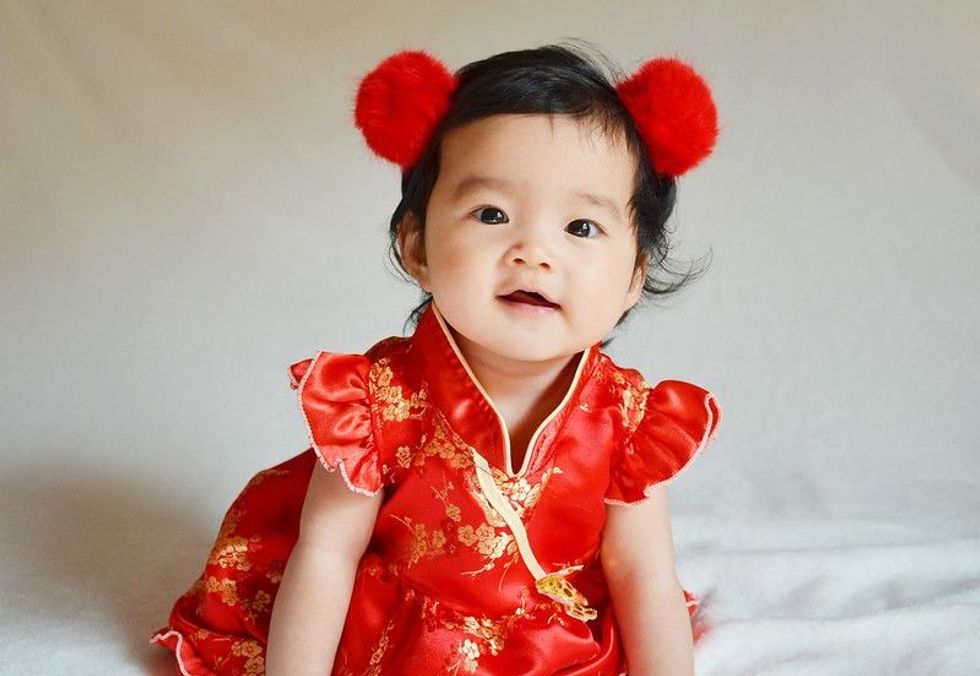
[289,351,382,497]
[605,379,722,505]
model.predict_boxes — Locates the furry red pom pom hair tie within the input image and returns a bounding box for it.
[353,49,718,178]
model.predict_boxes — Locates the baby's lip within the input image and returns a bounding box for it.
[497,284,559,306]
[497,289,561,309]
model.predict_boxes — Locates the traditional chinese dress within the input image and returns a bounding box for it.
[150,301,722,675]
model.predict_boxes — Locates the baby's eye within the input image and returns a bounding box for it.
[567,219,603,239]
[473,206,508,225]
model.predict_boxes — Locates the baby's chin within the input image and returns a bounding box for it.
[446,320,586,367]
[485,340,582,367]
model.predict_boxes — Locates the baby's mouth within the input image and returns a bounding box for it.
[498,290,561,309]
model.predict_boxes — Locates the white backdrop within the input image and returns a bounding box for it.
[1,1,978,674]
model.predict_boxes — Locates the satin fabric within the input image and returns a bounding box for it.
[151,301,722,675]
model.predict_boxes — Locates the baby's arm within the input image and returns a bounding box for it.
[266,462,382,675]
[601,484,694,676]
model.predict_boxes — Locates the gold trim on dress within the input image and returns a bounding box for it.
[471,446,597,622]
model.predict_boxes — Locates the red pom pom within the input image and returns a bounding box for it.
[616,58,719,177]
[354,50,458,170]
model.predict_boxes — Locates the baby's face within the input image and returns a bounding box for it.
[410,113,644,364]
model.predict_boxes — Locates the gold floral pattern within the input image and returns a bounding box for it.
[431,480,462,523]
[207,534,260,571]
[608,367,647,432]
[418,587,569,675]
[206,503,264,573]
[265,559,284,584]
[438,602,525,658]
[370,358,428,422]
[334,617,397,676]
[229,638,265,675]
[395,444,413,468]
[366,618,396,676]
[250,589,272,615]
[488,464,563,518]
[386,408,569,582]
[204,575,238,606]
[458,522,519,579]
[390,513,449,566]
[451,638,481,673]
[457,522,504,556]
[419,412,477,470]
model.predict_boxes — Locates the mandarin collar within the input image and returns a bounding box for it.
[408,301,602,478]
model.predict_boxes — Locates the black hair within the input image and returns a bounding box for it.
[383,38,712,348]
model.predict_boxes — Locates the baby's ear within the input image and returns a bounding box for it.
[397,213,430,291]
[626,253,648,308]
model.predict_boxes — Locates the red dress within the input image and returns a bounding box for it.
[150,301,722,675]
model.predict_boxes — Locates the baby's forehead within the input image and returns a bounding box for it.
[445,112,632,151]
[437,114,637,202]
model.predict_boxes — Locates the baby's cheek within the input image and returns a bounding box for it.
[428,255,473,292]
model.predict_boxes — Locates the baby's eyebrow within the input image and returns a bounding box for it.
[451,175,513,201]
[451,174,624,222]
[570,191,623,221]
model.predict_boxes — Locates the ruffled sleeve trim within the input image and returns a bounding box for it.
[289,351,382,497]
[604,379,722,506]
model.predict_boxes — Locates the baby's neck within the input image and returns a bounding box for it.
[451,328,579,404]
[450,329,582,463]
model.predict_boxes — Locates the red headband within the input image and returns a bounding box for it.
[353,49,718,178]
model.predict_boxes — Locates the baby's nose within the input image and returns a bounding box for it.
[508,229,555,269]
[511,246,553,269]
